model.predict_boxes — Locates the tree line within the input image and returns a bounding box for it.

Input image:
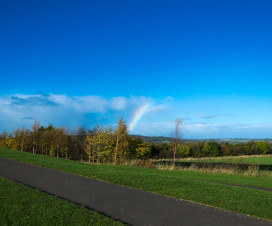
[149,140,272,159]
[0,118,150,163]
[1,119,271,162]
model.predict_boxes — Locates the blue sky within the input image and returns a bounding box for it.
[1,0,272,138]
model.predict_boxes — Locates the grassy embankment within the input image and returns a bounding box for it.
[1,148,272,221]
[0,177,122,226]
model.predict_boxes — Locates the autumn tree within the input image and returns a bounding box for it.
[85,126,113,163]
[114,117,128,163]
[61,128,69,159]
[220,142,231,156]
[127,137,143,159]
[136,143,150,159]
[40,126,55,156]
[84,132,96,163]
[13,127,30,152]
[52,128,67,158]
[0,131,15,149]
[77,127,88,162]
[68,130,83,160]
[0,132,6,147]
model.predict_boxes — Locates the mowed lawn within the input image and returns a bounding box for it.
[1,148,272,221]
[0,177,123,226]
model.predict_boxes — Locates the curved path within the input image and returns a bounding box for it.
[0,157,271,226]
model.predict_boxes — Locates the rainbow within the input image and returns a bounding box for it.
[128,103,150,132]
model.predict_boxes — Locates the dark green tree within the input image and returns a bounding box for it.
[203,141,219,157]
[256,141,270,154]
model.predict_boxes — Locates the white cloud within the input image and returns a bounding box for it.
[148,105,169,113]
[199,114,236,119]
[1,94,272,138]
[129,120,272,139]
[110,97,128,111]
[164,96,175,102]
[183,123,272,139]
[74,96,108,113]
[0,94,159,132]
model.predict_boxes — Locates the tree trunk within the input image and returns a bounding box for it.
[21,140,24,152]
[173,149,176,165]
[115,137,119,164]
[173,141,177,165]
[32,141,35,154]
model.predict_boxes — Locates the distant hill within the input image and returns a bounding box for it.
[130,135,272,144]
[130,135,173,143]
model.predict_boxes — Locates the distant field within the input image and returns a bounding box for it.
[0,177,122,226]
[1,148,272,220]
[237,156,272,164]
[177,155,272,165]
[131,135,272,144]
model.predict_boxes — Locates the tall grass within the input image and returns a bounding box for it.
[121,159,272,177]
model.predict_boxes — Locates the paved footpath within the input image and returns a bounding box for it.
[0,157,271,226]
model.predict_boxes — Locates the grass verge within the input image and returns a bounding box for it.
[0,176,123,226]
[1,148,272,221]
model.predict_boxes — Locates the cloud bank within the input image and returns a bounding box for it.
[0,94,155,132]
[1,93,272,138]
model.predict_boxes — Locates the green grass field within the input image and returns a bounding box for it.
[1,148,272,221]
[0,177,122,226]
[177,155,272,165]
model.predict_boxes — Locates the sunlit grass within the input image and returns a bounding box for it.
[0,177,123,226]
[1,148,272,220]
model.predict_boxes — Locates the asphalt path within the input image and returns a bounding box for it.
[0,157,271,226]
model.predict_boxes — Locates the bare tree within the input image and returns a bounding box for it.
[172,118,182,165]
[31,120,40,154]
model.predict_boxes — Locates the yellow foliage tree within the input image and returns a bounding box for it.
[85,126,113,163]
[136,143,150,160]
[114,117,129,163]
